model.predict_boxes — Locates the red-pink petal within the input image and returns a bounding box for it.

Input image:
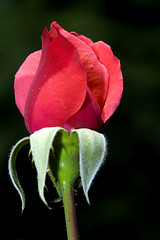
[51,22,109,110]
[70,32,93,46]
[92,41,123,122]
[63,87,102,131]
[14,50,41,116]
[24,29,87,133]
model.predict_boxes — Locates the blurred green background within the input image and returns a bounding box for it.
[1,0,160,239]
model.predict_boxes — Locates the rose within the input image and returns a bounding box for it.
[14,21,123,133]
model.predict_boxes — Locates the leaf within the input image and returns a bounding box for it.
[8,137,30,212]
[73,129,107,203]
[30,127,64,206]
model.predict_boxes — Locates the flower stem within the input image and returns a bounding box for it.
[62,182,79,240]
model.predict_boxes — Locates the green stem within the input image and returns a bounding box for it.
[62,182,79,240]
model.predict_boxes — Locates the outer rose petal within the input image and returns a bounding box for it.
[24,29,87,133]
[92,41,123,123]
[63,87,102,131]
[51,22,109,110]
[14,50,41,116]
[70,32,93,46]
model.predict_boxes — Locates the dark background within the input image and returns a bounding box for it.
[1,0,160,239]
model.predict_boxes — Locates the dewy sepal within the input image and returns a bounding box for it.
[8,127,107,211]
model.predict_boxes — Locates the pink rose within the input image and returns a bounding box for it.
[14,21,123,133]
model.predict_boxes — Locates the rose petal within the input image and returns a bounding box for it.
[92,41,123,122]
[24,28,87,133]
[63,87,102,131]
[70,32,93,46]
[51,22,109,110]
[14,50,42,116]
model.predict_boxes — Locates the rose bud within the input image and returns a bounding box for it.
[14,21,123,133]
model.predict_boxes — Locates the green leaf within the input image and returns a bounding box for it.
[8,137,30,212]
[73,129,107,203]
[30,127,64,206]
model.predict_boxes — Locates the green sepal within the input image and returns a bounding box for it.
[30,127,80,207]
[8,137,30,212]
[30,127,64,206]
[9,127,107,210]
[73,129,107,203]
[47,164,62,201]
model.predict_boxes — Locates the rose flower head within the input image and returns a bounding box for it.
[14,21,123,133]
